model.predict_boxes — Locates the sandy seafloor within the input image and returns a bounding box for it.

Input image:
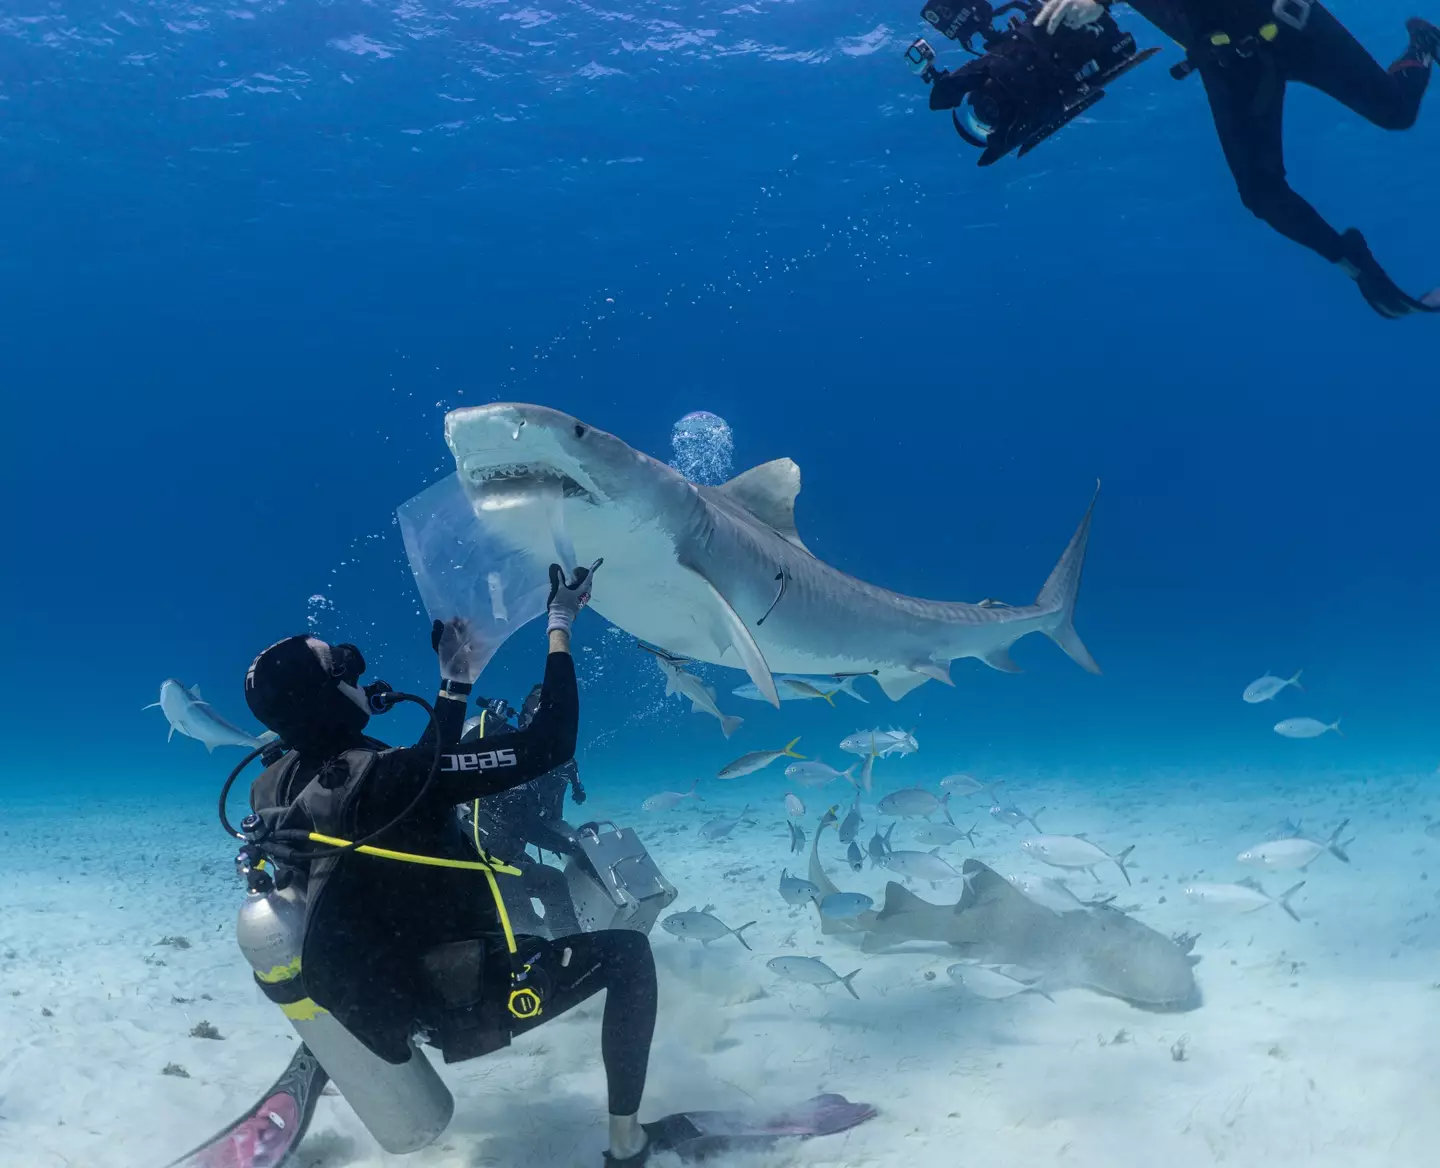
[4,760,1439,1168]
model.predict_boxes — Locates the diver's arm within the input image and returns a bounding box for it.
[434,649,579,802]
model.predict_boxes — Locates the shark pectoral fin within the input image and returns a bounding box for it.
[717,458,811,553]
[875,670,931,701]
[188,684,202,700]
[911,661,955,687]
[979,647,1023,674]
[680,562,780,707]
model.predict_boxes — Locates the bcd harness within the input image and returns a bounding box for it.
[1169,0,1313,80]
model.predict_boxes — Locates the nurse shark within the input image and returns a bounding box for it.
[442,403,1100,707]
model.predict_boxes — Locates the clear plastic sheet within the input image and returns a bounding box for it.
[396,474,553,683]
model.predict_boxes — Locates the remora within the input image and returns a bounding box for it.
[443,403,1100,706]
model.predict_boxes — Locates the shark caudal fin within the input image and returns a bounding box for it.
[1035,483,1101,675]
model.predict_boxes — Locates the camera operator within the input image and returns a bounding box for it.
[1037,0,1439,318]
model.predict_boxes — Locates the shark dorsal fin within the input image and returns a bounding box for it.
[188,684,202,700]
[718,459,810,553]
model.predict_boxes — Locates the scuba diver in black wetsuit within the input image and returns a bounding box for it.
[1036,0,1440,318]
[458,686,587,937]
[237,560,660,1165]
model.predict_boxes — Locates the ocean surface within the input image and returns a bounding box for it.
[3,1,1439,1165]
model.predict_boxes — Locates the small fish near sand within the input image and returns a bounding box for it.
[1237,820,1352,869]
[779,868,821,906]
[991,802,1045,832]
[788,821,807,854]
[785,793,806,817]
[819,892,874,919]
[1274,717,1342,739]
[144,680,276,752]
[1184,879,1306,922]
[840,729,918,758]
[838,792,864,844]
[846,841,865,871]
[867,824,895,868]
[878,788,952,822]
[947,962,1053,1002]
[912,822,978,848]
[1242,669,1304,704]
[883,848,962,887]
[784,759,857,789]
[698,806,753,841]
[662,906,756,949]
[767,956,862,1000]
[719,738,805,779]
[642,781,703,812]
[1021,835,1135,885]
[939,774,993,798]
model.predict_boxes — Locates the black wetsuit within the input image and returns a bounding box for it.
[250,652,656,1116]
[1128,0,1431,262]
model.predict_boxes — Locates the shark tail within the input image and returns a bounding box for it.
[782,736,805,759]
[839,969,862,1000]
[1327,819,1352,864]
[1113,844,1135,886]
[720,714,744,739]
[1277,881,1306,922]
[1036,483,1101,675]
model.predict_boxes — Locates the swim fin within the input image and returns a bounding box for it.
[602,1093,876,1165]
[163,1045,328,1168]
[1336,228,1440,319]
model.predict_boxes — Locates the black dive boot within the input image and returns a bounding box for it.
[1402,18,1440,68]
[1336,228,1440,319]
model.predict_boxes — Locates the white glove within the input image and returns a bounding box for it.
[1035,0,1107,35]
[433,617,481,685]
[546,560,603,634]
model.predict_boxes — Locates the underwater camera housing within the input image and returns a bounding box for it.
[906,0,1159,165]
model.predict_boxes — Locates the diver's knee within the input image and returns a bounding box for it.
[1234,178,1292,227]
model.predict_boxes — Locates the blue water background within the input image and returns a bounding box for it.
[3,1,1438,801]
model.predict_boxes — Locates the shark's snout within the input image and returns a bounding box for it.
[446,404,597,503]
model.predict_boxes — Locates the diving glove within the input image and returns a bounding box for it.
[1336,228,1440,319]
[547,560,603,633]
[432,617,481,685]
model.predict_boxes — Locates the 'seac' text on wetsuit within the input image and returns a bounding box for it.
[441,749,518,772]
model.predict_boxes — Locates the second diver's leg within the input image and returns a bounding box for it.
[1201,60,1347,261]
[1284,4,1432,131]
[509,930,658,1125]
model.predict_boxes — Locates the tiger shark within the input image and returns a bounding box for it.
[441,403,1100,707]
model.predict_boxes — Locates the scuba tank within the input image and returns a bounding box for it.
[234,852,454,1155]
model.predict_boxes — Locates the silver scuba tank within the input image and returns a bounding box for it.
[235,873,454,1154]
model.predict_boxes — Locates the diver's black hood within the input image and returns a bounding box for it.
[245,635,370,757]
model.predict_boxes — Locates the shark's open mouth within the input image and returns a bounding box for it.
[465,462,590,501]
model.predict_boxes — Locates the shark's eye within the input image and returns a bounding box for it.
[574,424,587,439]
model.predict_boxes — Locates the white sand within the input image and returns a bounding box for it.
[3,767,1438,1168]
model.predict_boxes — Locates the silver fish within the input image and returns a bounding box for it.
[642,781,702,812]
[144,680,275,753]
[947,962,1053,1002]
[846,841,865,871]
[733,673,872,704]
[1242,669,1303,704]
[788,820,806,854]
[838,792,864,844]
[698,805,751,841]
[840,729,919,758]
[1237,821,1352,869]
[878,788,952,822]
[718,738,805,779]
[784,793,805,817]
[867,823,895,868]
[990,802,1044,832]
[661,905,756,948]
[883,847,961,885]
[1183,879,1305,922]
[939,773,992,797]
[655,655,744,739]
[784,759,856,789]
[779,868,821,906]
[1006,873,1093,914]
[1274,717,1341,739]
[819,892,874,919]
[912,822,977,848]
[766,956,861,999]
[1021,835,1135,885]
